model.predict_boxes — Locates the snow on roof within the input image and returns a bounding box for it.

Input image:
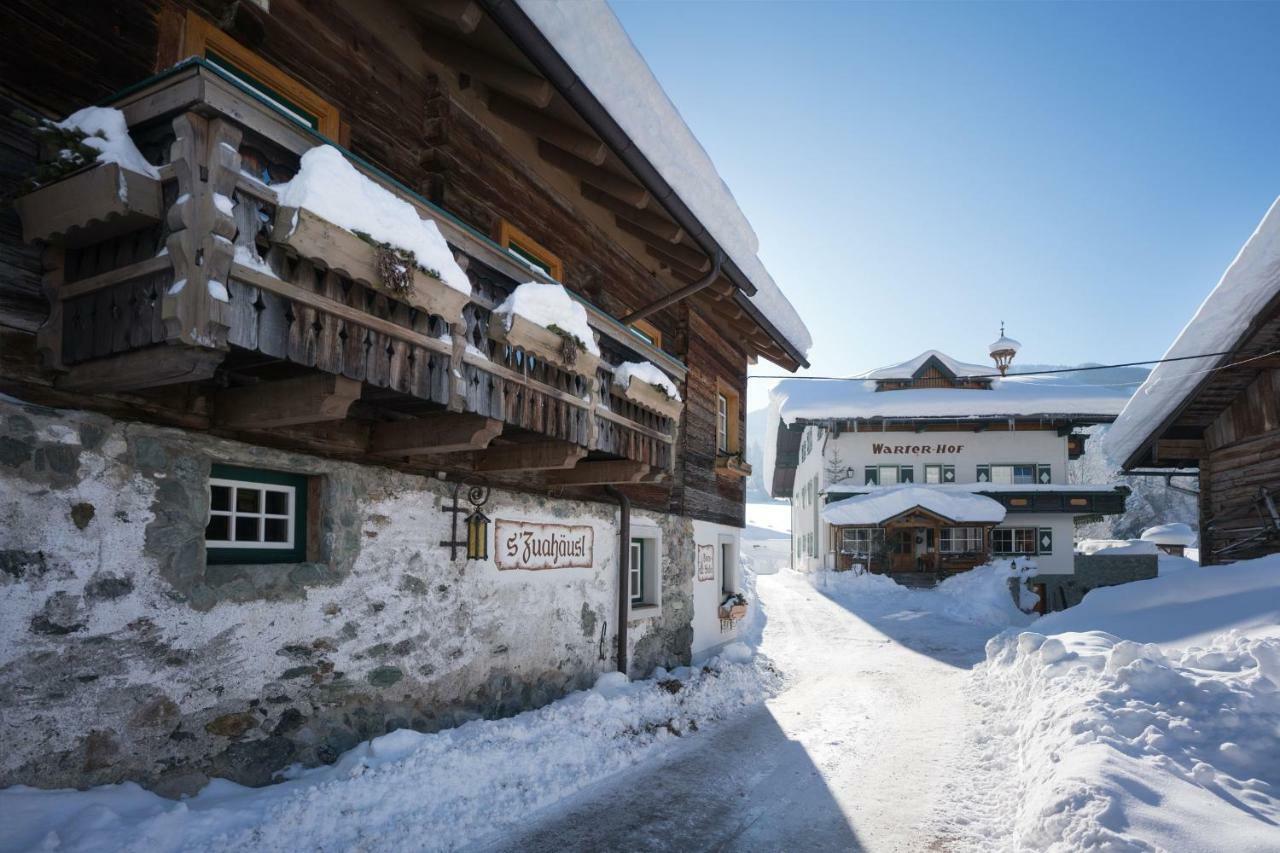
[514,0,811,359]
[988,335,1022,355]
[770,373,1131,425]
[824,483,1130,496]
[276,146,470,294]
[57,106,159,179]
[1108,197,1280,465]
[860,350,992,380]
[494,282,600,355]
[822,485,1007,526]
[1140,522,1198,547]
[612,360,681,401]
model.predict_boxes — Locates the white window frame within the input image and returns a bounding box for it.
[991,526,1039,555]
[840,527,883,556]
[718,534,738,595]
[206,477,297,550]
[716,393,729,453]
[940,526,984,553]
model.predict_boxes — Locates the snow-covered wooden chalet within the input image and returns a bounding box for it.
[0,1,809,794]
[1109,198,1280,565]
[766,338,1133,586]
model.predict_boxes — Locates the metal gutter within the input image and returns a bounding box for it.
[477,0,810,370]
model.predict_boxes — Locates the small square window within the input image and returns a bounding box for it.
[206,464,309,564]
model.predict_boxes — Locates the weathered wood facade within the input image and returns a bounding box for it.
[0,0,803,527]
[1120,288,1280,564]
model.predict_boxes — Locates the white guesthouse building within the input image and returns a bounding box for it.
[766,338,1132,580]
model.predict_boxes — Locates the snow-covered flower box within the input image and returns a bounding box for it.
[491,282,601,376]
[715,453,752,479]
[14,162,162,248]
[719,594,748,621]
[613,361,682,420]
[272,205,469,325]
[490,313,602,376]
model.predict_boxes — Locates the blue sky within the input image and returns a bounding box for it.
[610,0,1280,406]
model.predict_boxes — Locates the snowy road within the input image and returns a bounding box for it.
[480,570,995,852]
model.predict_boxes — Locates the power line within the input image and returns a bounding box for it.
[747,349,1250,382]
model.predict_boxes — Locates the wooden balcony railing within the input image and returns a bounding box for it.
[15,60,683,482]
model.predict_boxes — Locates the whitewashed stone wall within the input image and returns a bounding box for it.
[0,396,694,796]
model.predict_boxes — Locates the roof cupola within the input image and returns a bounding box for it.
[988,323,1021,377]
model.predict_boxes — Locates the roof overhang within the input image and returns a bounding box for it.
[479,0,809,370]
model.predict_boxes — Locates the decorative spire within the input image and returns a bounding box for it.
[988,322,1021,377]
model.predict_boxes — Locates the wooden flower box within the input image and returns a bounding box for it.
[489,313,601,376]
[272,206,469,326]
[617,375,683,420]
[715,454,752,479]
[15,162,162,248]
[719,602,748,621]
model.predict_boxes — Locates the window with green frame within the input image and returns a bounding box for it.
[865,465,913,485]
[206,464,309,564]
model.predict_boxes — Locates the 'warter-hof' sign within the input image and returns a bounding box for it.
[496,520,594,570]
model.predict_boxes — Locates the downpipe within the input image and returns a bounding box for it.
[605,485,630,675]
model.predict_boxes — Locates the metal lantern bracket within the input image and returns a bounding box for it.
[440,481,491,561]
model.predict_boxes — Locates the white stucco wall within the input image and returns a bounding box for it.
[690,519,744,662]
[825,429,1068,487]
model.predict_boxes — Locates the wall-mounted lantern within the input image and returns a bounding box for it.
[440,482,491,561]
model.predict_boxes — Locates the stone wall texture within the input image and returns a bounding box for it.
[0,396,694,796]
[1032,554,1159,612]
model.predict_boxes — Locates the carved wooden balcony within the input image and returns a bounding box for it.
[13,60,684,483]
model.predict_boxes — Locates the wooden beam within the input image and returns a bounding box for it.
[55,345,224,393]
[1155,438,1204,464]
[371,414,502,456]
[423,35,553,108]
[421,0,483,34]
[488,93,606,165]
[214,374,362,430]
[545,460,662,486]
[538,141,650,207]
[646,244,712,279]
[581,184,683,242]
[616,219,711,269]
[474,441,587,472]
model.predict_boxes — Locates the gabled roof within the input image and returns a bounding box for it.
[1108,196,1280,469]
[860,350,992,381]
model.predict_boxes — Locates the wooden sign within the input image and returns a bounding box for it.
[496,519,594,570]
[696,544,715,581]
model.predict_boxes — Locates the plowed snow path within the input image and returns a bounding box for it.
[479,570,995,852]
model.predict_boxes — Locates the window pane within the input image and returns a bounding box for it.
[991,466,1013,485]
[210,485,231,511]
[264,517,289,543]
[925,466,940,484]
[1013,466,1035,485]
[206,514,230,541]
[235,516,260,542]
[265,490,289,515]
[880,467,898,485]
[235,487,261,513]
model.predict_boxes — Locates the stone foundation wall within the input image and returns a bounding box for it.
[1032,554,1159,612]
[0,396,693,796]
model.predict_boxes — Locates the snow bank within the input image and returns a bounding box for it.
[493,282,600,356]
[613,360,681,401]
[1141,522,1198,547]
[514,0,810,358]
[812,559,1039,629]
[964,554,1280,851]
[0,657,777,853]
[1108,196,1280,466]
[275,146,470,294]
[56,106,159,179]
[821,484,1006,526]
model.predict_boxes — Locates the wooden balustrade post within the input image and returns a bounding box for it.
[162,112,242,349]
